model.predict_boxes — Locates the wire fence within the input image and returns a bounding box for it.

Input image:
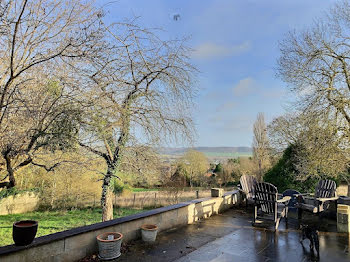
[57,189,212,209]
[112,189,212,208]
[1,188,234,212]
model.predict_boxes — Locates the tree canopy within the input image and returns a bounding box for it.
[274,0,350,182]
[0,0,102,188]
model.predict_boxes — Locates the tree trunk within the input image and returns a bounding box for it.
[101,106,131,222]
[258,160,262,182]
[101,167,113,221]
[1,152,16,188]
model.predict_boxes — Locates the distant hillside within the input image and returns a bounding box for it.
[158,147,252,160]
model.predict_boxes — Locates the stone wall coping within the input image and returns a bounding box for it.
[0,190,238,257]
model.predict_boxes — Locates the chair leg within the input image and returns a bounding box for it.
[275,217,281,230]
[298,208,303,220]
[317,204,322,222]
[274,202,278,223]
[253,205,257,225]
[334,200,338,221]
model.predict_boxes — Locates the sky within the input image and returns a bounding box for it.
[100,0,335,147]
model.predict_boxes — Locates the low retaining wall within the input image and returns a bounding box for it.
[0,190,242,262]
[337,184,350,197]
[0,192,39,215]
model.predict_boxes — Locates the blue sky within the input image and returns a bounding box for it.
[101,0,334,147]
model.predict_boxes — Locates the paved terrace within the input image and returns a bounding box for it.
[82,208,350,262]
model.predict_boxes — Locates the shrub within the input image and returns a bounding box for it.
[264,145,319,192]
[214,163,223,173]
[111,178,132,196]
[0,187,39,199]
[16,153,102,209]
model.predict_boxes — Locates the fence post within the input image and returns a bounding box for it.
[154,192,157,207]
[196,190,199,199]
[133,193,136,207]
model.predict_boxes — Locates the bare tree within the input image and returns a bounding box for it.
[117,145,162,187]
[276,0,350,181]
[252,112,270,181]
[277,0,350,146]
[179,149,209,187]
[219,159,237,187]
[0,0,103,188]
[77,22,197,221]
[0,69,83,188]
[268,113,306,153]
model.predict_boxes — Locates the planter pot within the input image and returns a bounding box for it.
[13,220,38,246]
[96,232,123,260]
[141,224,158,242]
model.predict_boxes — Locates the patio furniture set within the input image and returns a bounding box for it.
[239,175,338,230]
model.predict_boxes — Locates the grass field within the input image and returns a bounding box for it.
[0,208,144,247]
[131,188,160,192]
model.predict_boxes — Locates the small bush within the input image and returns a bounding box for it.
[15,153,102,209]
[111,179,132,196]
[264,145,319,192]
[0,187,39,200]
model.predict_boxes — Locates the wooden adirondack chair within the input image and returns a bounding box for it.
[296,179,338,220]
[239,175,257,208]
[253,182,290,230]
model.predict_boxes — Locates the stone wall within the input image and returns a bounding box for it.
[0,192,39,215]
[0,190,242,262]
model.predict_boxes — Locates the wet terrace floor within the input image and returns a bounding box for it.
[83,208,350,262]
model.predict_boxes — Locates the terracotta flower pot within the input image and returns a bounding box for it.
[13,220,38,246]
[141,224,158,242]
[96,232,123,260]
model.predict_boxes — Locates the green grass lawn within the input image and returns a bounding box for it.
[0,207,144,247]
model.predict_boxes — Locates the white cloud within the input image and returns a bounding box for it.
[233,77,258,96]
[192,41,251,60]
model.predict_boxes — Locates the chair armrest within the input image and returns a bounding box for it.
[293,193,314,197]
[316,196,338,203]
[277,196,291,203]
[304,196,316,200]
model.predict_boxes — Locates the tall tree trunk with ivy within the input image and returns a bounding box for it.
[100,112,130,221]
[101,166,114,221]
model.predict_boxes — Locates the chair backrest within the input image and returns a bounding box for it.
[254,182,278,214]
[240,175,257,200]
[315,179,336,198]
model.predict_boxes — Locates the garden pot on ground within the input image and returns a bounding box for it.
[13,220,38,246]
[141,224,158,242]
[96,232,123,260]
